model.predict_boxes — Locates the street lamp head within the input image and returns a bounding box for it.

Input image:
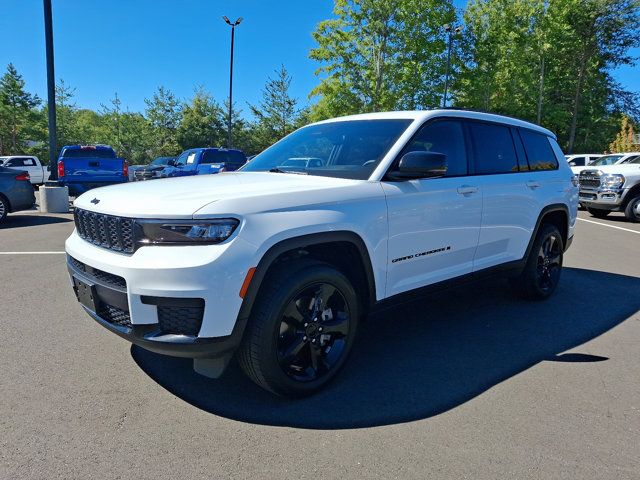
[235,17,243,26]
[222,16,231,25]
[444,23,452,32]
[455,26,463,34]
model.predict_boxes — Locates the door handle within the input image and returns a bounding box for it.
[457,185,478,195]
[526,181,541,189]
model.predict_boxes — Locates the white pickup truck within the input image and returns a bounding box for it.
[0,156,50,185]
[65,110,577,396]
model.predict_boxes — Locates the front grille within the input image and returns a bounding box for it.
[74,208,136,254]
[579,171,601,189]
[158,304,204,336]
[98,303,132,329]
[68,256,126,290]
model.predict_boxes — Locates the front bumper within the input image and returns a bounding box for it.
[579,187,627,210]
[65,230,258,357]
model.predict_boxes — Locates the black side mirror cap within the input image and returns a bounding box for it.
[387,151,447,180]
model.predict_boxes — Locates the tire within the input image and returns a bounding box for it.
[511,223,564,301]
[586,207,610,219]
[0,196,8,224]
[238,260,359,397]
[623,195,640,223]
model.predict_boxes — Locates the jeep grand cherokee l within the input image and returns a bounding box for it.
[65,110,577,397]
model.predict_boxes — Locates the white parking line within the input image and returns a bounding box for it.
[0,251,65,255]
[577,217,640,235]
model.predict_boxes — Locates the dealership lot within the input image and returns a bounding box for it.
[1,211,638,479]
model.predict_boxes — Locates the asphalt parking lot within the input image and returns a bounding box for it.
[1,209,639,479]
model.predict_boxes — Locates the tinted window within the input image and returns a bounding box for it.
[243,119,411,180]
[201,150,222,164]
[520,130,558,171]
[61,148,116,159]
[23,158,36,166]
[469,123,519,174]
[627,156,640,164]
[591,155,621,166]
[6,158,25,167]
[227,151,246,167]
[400,120,468,176]
[568,157,586,166]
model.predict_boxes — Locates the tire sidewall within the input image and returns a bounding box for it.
[252,263,359,396]
[0,196,8,224]
[524,224,564,299]
[625,196,640,222]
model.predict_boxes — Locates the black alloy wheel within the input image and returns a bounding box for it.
[276,282,350,382]
[535,233,562,294]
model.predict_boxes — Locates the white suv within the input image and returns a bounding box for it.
[65,110,578,396]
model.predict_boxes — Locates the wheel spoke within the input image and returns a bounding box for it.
[320,311,349,337]
[282,300,307,326]
[279,333,306,366]
[548,254,562,267]
[309,343,321,371]
[316,284,338,311]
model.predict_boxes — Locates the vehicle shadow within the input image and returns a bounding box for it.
[131,267,640,429]
[1,214,72,229]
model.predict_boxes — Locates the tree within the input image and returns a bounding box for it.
[249,65,300,151]
[177,86,225,150]
[609,115,637,152]
[0,63,41,154]
[144,86,182,157]
[457,0,640,153]
[55,79,78,149]
[309,0,457,119]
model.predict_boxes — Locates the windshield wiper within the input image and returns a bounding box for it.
[268,168,308,175]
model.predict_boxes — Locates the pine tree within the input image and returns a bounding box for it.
[0,63,41,154]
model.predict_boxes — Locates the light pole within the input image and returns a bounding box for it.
[44,0,58,181]
[442,24,462,108]
[222,16,242,149]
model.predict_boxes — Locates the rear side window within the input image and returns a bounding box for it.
[520,130,559,171]
[227,151,246,167]
[5,158,25,167]
[401,119,468,176]
[62,148,116,159]
[568,157,586,166]
[469,122,519,174]
[201,150,222,164]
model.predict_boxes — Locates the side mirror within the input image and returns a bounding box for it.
[388,151,447,180]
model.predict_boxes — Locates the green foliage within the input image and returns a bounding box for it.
[309,0,457,119]
[0,63,41,154]
[249,65,303,152]
[177,86,225,150]
[457,0,640,153]
[144,86,182,157]
[609,115,638,152]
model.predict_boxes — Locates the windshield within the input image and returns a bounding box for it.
[591,155,622,166]
[627,156,640,164]
[151,157,173,166]
[241,119,412,180]
[175,150,197,167]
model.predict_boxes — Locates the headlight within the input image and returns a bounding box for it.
[601,174,625,189]
[138,219,240,245]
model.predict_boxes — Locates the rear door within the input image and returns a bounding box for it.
[466,121,534,271]
[382,118,482,296]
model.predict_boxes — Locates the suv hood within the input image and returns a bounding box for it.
[74,172,362,218]
[581,164,640,175]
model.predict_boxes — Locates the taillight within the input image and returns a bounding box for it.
[15,172,30,182]
[123,161,129,177]
[58,160,65,178]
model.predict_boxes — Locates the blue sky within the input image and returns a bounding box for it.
[1,0,638,118]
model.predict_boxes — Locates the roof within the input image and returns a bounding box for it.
[313,109,556,139]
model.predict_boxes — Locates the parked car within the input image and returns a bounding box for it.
[0,155,50,185]
[565,154,603,168]
[579,156,640,222]
[158,148,246,178]
[57,145,128,196]
[0,166,36,224]
[66,110,577,397]
[571,152,640,174]
[133,156,176,181]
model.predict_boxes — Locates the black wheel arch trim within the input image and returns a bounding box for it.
[236,231,377,326]
[524,203,571,260]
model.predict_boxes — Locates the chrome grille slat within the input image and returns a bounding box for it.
[579,171,601,189]
[73,209,136,254]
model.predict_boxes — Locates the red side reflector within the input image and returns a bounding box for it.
[239,267,256,298]
[58,160,65,178]
[123,161,129,177]
[15,173,30,181]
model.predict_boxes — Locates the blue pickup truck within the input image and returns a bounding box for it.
[158,148,247,179]
[57,145,128,196]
